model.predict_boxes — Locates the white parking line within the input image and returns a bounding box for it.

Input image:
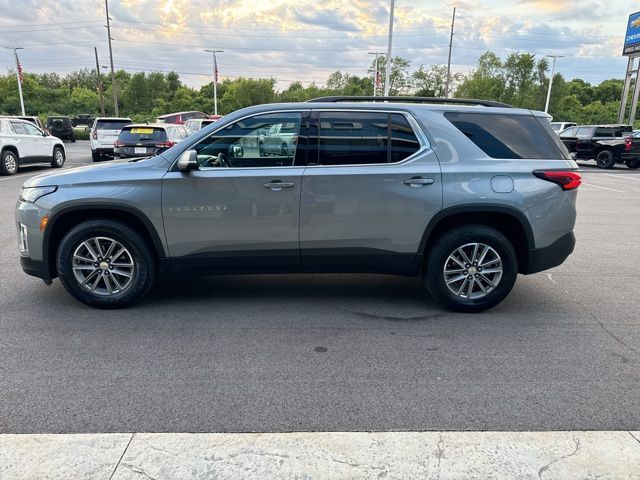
[581,182,624,193]
[605,173,640,182]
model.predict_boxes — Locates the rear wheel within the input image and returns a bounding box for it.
[92,150,100,162]
[626,159,640,169]
[424,225,518,313]
[0,150,19,175]
[56,220,156,308]
[51,146,65,168]
[595,150,616,169]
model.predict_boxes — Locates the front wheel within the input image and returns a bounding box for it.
[51,146,65,168]
[424,225,518,313]
[56,220,156,308]
[595,150,616,169]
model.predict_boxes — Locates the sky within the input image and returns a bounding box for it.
[0,0,635,90]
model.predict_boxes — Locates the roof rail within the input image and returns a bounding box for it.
[306,96,513,108]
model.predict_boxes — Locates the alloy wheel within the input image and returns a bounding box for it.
[4,154,17,174]
[443,242,503,300]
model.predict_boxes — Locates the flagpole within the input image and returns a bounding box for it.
[4,47,25,115]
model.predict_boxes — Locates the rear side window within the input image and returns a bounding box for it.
[315,112,421,165]
[444,112,566,159]
[594,128,614,138]
[118,127,167,142]
[96,120,131,130]
[10,121,26,134]
[157,114,177,124]
[576,127,592,139]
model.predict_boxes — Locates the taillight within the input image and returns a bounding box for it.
[533,170,581,191]
[91,129,97,140]
[625,137,633,152]
[155,141,175,148]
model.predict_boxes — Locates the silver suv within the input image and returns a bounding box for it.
[15,97,580,312]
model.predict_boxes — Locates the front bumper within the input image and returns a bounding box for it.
[523,232,575,275]
[20,256,52,282]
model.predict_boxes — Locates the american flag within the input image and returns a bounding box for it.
[16,53,23,84]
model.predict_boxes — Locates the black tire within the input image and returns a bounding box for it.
[0,149,19,175]
[51,146,65,168]
[70,133,76,143]
[595,150,616,169]
[424,225,518,313]
[626,159,640,169]
[92,150,100,162]
[56,220,156,309]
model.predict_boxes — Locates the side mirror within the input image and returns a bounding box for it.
[230,144,244,157]
[177,150,198,172]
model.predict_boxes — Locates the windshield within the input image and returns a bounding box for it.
[96,120,131,130]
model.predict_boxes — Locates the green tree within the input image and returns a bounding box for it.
[219,78,275,113]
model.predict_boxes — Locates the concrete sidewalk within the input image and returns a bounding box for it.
[1,431,640,479]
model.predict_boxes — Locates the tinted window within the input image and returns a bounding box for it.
[594,128,614,138]
[444,112,565,159]
[10,121,26,134]
[118,127,167,143]
[390,114,420,163]
[194,112,303,168]
[96,120,131,130]
[157,114,177,124]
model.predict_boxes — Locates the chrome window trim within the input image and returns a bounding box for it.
[169,108,429,171]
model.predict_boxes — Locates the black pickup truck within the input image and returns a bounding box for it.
[559,124,639,169]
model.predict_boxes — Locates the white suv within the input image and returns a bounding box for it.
[90,117,132,162]
[0,117,65,175]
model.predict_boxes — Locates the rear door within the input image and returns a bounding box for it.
[299,110,441,271]
[162,110,310,271]
[559,127,578,153]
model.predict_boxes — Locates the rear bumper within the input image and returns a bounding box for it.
[622,153,640,161]
[523,232,575,275]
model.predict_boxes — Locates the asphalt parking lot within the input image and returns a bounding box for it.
[0,140,639,434]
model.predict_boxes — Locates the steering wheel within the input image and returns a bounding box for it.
[202,152,229,168]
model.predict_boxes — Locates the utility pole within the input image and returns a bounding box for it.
[368,52,384,96]
[94,47,105,116]
[4,47,26,115]
[383,0,395,97]
[544,54,564,113]
[445,7,456,98]
[104,0,119,116]
[205,49,223,115]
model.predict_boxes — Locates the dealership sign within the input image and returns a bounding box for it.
[624,11,640,55]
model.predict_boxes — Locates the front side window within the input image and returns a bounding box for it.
[194,112,303,169]
[576,127,592,139]
[23,122,42,136]
[560,127,577,138]
[314,112,421,166]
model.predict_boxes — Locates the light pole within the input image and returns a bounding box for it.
[104,0,119,116]
[94,47,105,116]
[205,49,223,115]
[383,0,395,97]
[368,52,384,96]
[445,7,456,98]
[4,47,25,115]
[544,54,564,113]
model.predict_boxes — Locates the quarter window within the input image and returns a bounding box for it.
[315,112,420,166]
[10,121,26,135]
[194,112,303,169]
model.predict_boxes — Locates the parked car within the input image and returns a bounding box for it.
[46,116,75,142]
[622,133,640,169]
[559,124,634,168]
[0,117,65,175]
[113,123,189,158]
[550,121,576,133]
[15,96,579,312]
[184,118,219,133]
[258,121,298,156]
[90,117,133,161]
[71,114,94,127]
[156,111,208,125]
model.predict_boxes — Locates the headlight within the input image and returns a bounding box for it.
[19,186,57,203]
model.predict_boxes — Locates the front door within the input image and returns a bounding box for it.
[22,121,50,159]
[299,110,442,272]
[162,110,309,272]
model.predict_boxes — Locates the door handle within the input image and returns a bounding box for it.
[403,177,434,187]
[264,181,294,191]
